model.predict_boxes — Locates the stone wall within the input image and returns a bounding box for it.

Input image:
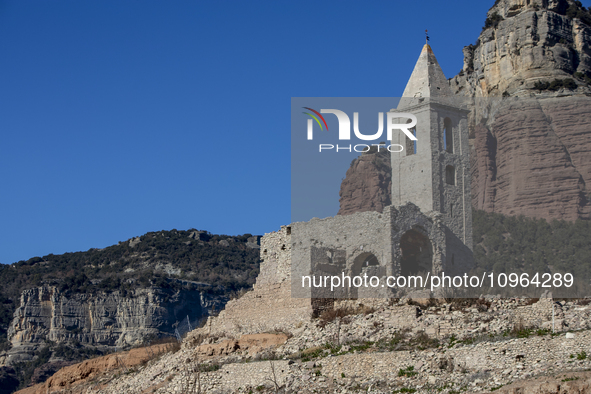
[291,203,460,300]
[291,209,395,300]
[188,227,313,339]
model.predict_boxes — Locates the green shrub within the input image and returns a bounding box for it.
[562,376,580,382]
[398,365,418,377]
[534,79,577,91]
[472,209,591,287]
[566,2,591,25]
[483,12,504,30]
[574,72,591,84]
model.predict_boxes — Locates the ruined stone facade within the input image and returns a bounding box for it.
[291,204,455,301]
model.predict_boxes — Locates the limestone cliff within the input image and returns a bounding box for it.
[452,0,591,98]
[0,229,260,391]
[452,0,591,221]
[1,284,226,366]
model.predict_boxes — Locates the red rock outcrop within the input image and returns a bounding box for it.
[337,147,391,216]
[15,344,172,394]
[194,333,288,358]
[471,97,591,221]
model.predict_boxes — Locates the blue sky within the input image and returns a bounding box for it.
[1,1,586,265]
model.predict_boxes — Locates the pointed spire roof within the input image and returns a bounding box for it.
[401,44,454,98]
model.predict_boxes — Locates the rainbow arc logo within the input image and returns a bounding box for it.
[302,107,329,131]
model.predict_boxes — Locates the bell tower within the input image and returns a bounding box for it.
[391,44,473,271]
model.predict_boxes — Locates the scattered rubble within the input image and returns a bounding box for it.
[16,295,591,394]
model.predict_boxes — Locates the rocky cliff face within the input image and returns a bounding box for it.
[0,285,226,366]
[469,96,591,220]
[452,0,591,221]
[339,0,591,222]
[452,0,591,98]
[337,147,391,216]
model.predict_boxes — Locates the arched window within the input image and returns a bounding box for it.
[445,165,455,185]
[406,127,417,156]
[349,252,380,299]
[351,252,379,275]
[444,118,453,153]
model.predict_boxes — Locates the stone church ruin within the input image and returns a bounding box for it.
[291,44,474,302]
[199,44,475,334]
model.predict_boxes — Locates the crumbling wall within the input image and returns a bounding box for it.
[187,227,312,339]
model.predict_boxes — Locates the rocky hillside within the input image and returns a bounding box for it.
[339,0,591,222]
[0,229,260,391]
[16,295,591,394]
